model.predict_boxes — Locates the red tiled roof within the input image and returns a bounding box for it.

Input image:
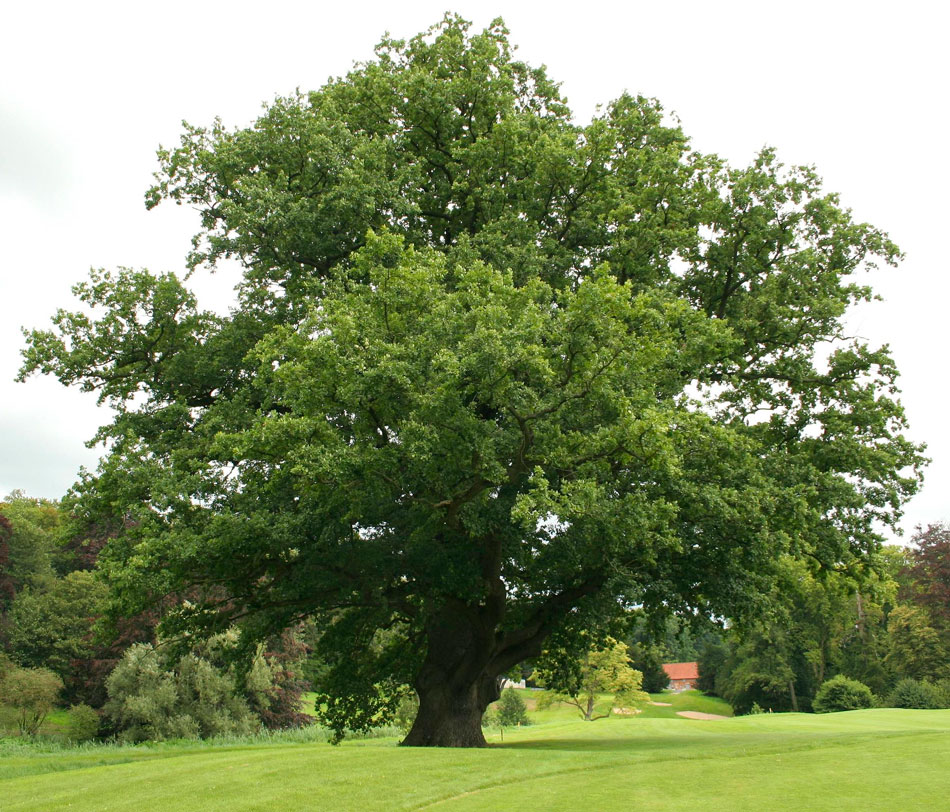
[662,661,699,680]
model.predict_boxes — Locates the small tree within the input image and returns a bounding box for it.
[537,638,649,721]
[812,675,874,713]
[243,635,311,730]
[496,687,529,727]
[6,571,109,686]
[0,665,63,736]
[66,703,101,742]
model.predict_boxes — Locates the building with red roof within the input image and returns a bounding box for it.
[662,661,699,691]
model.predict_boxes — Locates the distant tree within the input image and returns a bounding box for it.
[717,623,798,715]
[627,642,670,694]
[66,703,101,742]
[812,675,874,713]
[0,494,62,597]
[627,613,716,665]
[66,607,159,709]
[697,638,731,695]
[0,665,63,736]
[885,605,948,682]
[538,638,649,720]
[836,573,895,697]
[244,633,312,730]
[902,524,950,630]
[5,571,109,697]
[59,519,124,573]
[0,515,14,612]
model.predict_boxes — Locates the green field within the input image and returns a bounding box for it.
[2,701,949,811]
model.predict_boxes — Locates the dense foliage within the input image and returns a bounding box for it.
[901,524,950,630]
[17,15,925,745]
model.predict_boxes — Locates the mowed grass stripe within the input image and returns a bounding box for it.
[425,732,950,811]
[2,710,949,811]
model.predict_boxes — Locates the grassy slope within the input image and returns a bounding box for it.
[496,688,732,723]
[2,709,949,811]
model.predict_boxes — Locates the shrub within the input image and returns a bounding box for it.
[104,643,260,742]
[66,704,100,742]
[813,676,874,713]
[496,688,529,727]
[887,678,944,709]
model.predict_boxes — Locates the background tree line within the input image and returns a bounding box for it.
[3,490,949,740]
[692,525,950,714]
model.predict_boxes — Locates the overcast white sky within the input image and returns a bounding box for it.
[1,0,947,541]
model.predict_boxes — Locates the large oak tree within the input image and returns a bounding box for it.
[20,16,923,745]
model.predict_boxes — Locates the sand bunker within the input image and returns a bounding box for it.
[648,701,672,706]
[676,711,729,720]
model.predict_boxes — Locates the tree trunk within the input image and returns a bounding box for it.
[401,674,497,747]
[398,574,603,746]
[400,602,502,747]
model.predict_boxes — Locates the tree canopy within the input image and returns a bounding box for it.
[18,15,924,746]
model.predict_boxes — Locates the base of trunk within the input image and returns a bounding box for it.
[401,720,486,747]
[400,677,496,747]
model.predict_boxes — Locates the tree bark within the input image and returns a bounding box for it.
[402,673,498,747]
[400,602,502,747]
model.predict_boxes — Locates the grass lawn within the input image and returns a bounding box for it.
[2,708,948,811]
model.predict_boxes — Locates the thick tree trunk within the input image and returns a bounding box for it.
[398,573,604,746]
[400,601,503,747]
[401,673,498,747]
